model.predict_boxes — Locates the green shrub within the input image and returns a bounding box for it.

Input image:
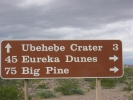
[33,89,56,99]
[123,81,133,91]
[101,78,116,89]
[54,79,84,95]
[116,76,126,83]
[36,82,49,89]
[71,88,84,95]
[0,86,24,100]
[124,68,133,78]
[84,78,96,89]
[0,78,24,100]
[28,79,41,88]
[121,68,133,92]
[89,81,96,89]
[87,87,91,92]
[28,95,32,100]
[87,78,116,89]
[0,78,24,88]
[84,78,95,82]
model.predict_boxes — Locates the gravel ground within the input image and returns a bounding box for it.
[43,89,130,100]
[30,79,133,100]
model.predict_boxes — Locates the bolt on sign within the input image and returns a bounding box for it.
[1,40,123,79]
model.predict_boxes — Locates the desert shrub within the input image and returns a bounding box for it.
[101,68,133,89]
[0,86,24,100]
[28,79,41,87]
[121,68,133,91]
[28,95,32,100]
[84,78,89,81]
[0,78,24,88]
[116,76,126,83]
[90,83,95,89]
[101,78,116,89]
[89,80,96,89]
[123,80,133,91]
[71,88,84,95]
[85,78,116,89]
[54,79,84,95]
[84,78,96,89]
[124,68,133,78]
[84,78,95,82]
[0,78,24,100]
[36,82,49,89]
[33,89,55,99]
[87,87,91,92]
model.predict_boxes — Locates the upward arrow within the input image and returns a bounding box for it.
[5,43,12,53]
[109,55,118,62]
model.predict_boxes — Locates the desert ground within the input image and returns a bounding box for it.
[29,79,133,100]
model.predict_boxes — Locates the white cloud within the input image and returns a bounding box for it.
[0,0,133,64]
[17,0,52,8]
[38,20,133,52]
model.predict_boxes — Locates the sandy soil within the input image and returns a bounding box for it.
[29,79,133,100]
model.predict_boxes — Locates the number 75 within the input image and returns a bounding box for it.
[5,67,17,75]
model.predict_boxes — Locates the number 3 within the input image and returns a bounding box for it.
[113,44,119,51]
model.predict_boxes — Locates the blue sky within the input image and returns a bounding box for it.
[0,0,133,65]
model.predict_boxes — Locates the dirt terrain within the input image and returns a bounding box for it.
[29,79,133,100]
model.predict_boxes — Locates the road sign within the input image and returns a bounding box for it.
[1,40,123,79]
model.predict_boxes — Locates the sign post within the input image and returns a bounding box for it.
[24,79,28,100]
[96,78,101,100]
[1,40,123,79]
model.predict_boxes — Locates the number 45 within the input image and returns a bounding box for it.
[5,67,17,75]
[5,56,18,63]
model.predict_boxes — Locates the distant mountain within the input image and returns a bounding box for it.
[124,64,133,68]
